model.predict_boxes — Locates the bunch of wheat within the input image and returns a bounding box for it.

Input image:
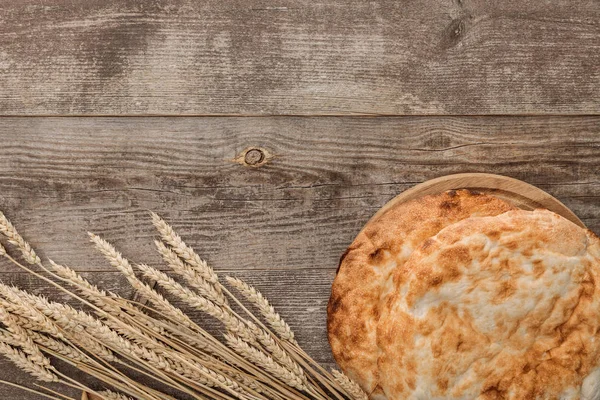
[0,211,368,400]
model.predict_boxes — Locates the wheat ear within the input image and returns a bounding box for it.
[48,260,123,315]
[17,290,244,397]
[0,341,58,382]
[0,284,65,339]
[226,276,297,344]
[150,212,220,285]
[88,233,194,328]
[139,264,306,386]
[97,390,134,400]
[331,370,369,400]
[1,285,118,363]
[0,305,51,369]
[28,330,87,363]
[154,240,227,306]
[0,212,40,264]
[225,334,306,391]
[136,263,256,344]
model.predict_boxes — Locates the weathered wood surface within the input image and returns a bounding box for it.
[0,117,598,274]
[0,116,599,397]
[1,0,599,116]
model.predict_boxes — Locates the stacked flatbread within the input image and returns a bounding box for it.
[328,190,600,399]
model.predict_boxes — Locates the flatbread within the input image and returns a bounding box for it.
[327,190,515,398]
[377,209,600,399]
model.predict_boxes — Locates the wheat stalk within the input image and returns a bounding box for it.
[225,334,306,391]
[150,212,221,286]
[0,341,58,383]
[331,371,368,400]
[155,239,227,306]
[226,276,297,344]
[88,233,195,329]
[0,304,51,368]
[0,211,355,400]
[28,330,88,363]
[48,260,123,315]
[97,390,134,400]
[136,263,258,344]
[0,211,40,265]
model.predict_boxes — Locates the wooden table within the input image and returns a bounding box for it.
[0,1,598,398]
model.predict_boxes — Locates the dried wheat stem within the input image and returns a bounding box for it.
[331,370,369,400]
[0,342,58,382]
[0,212,40,264]
[27,295,242,399]
[2,285,118,363]
[138,264,308,395]
[0,330,20,347]
[0,379,69,400]
[97,390,134,400]
[251,327,306,386]
[225,334,306,391]
[155,240,227,306]
[226,276,297,344]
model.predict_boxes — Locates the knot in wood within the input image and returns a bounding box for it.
[244,148,265,166]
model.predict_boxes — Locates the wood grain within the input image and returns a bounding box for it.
[0,116,598,275]
[0,0,598,116]
[0,115,598,397]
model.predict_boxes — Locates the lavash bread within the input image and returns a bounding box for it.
[377,209,600,399]
[327,190,515,398]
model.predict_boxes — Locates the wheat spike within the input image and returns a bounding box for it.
[2,285,117,363]
[0,284,64,339]
[331,370,369,400]
[28,330,87,363]
[225,334,306,391]
[154,240,227,306]
[48,260,123,315]
[0,305,51,368]
[0,330,20,347]
[252,327,306,385]
[226,276,297,344]
[136,264,256,343]
[150,213,220,285]
[0,212,40,265]
[88,233,194,328]
[0,342,58,382]
[97,390,134,400]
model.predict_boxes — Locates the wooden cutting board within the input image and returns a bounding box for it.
[362,173,586,231]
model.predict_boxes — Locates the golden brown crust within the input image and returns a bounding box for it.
[377,209,600,399]
[327,190,515,397]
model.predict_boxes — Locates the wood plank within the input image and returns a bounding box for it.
[0,269,336,399]
[0,1,598,115]
[0,116,598,275]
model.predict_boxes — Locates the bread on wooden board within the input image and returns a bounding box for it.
[378,209,600,399]
[327,190,515,398]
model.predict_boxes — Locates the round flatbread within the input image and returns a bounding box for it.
[327,190,515,398]
[377,209,600,399]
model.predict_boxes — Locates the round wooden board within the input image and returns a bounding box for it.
[362,173,586,231]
